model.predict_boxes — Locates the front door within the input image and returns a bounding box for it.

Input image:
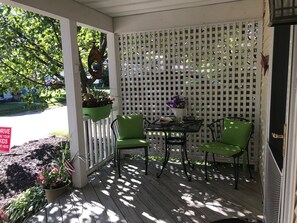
[268,25,290,171]
[266,25,297,223]
[265,25,291,223]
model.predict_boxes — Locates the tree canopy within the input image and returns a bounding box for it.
[0,4,107,105]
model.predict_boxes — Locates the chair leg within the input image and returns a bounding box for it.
[144,147,148,175]
[205,152,209,181]
[114,148,117,167]
[212,154,218,170]
[117,149,121,178]
[234,156,240,190]
[246,150,253,179]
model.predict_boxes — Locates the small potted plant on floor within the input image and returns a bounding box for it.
[36,142,75,203]
[82,89,113,122]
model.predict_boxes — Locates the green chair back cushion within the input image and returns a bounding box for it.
[221,118,252,149]
[117,114,145,140]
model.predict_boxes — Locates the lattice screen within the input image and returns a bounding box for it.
[118,20,262,165]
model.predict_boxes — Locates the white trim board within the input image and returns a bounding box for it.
[114,0,263,33]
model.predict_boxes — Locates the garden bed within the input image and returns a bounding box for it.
[0,136,66,210]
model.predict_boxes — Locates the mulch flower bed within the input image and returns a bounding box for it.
[0,136,66,210]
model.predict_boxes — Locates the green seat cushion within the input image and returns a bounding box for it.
[198,141,242,157]
[116,139,149,149]
[221,118,252,149]
[117,114,145,140]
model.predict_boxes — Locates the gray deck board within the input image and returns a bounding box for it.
[27,158,263,223]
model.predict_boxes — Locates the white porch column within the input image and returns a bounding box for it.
[107,33,122,115]
[60,18,88,188]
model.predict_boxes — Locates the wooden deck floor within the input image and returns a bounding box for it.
[26,158,263,223]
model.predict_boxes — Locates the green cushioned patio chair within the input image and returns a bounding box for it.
[197,117,253,189]
[111,114,150,177]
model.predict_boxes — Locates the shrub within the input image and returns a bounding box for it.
[7,186,47,223]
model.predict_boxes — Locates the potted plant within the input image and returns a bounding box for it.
[35,142,75,203]
[166,95,187,121]
[82,89,113,122]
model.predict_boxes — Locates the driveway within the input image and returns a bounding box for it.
[0,106,68,147]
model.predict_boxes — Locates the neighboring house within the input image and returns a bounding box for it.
[2,91,13,101]
[1,90,23,101]
[1,0,296,222]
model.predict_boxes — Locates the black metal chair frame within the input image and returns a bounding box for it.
[204,117,254,189]
[111,117,150,178]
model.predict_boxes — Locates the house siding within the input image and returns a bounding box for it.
[259,0,272,188]
[261,1,297,221]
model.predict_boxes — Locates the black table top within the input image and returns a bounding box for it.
[146,119,203,133]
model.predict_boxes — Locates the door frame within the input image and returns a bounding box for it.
[280,25,297,223]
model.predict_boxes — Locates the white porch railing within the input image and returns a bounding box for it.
[83,113,115,175]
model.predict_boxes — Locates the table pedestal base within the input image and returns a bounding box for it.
[157,135,194,181]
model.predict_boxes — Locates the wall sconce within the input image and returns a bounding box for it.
[269,0,297,26]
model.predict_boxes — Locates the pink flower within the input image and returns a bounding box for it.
[52,167,59,173]
[0,210,8,222]
[39,174,45,181]
[57,177,62,182]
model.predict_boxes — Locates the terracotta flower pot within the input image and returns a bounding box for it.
[44,183,70,203]
[82,104,112,122]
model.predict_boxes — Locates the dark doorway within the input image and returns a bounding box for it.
[268,25,291,170]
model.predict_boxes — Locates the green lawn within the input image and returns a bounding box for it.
[0,88,113,117]
[0,102,45,116]
[43,89,67,108]
[0,90,67,116]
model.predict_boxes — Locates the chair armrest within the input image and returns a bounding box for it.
[111,119,119,141]
[207,118,224,141]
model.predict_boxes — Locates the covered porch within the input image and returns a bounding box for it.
[4,0,297,222]
[27,159,262,222]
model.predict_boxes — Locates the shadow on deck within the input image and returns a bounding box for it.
[26,158,263,223]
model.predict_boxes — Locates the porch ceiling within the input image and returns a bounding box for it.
[74,0,242,17]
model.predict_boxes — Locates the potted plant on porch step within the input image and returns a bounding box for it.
[82,89,113,122]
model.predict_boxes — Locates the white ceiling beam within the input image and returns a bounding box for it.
[88,0,236,17]
[114,0,263,33]
[0,0,113,32]
[88,0,183,8]
[81,0,153,6]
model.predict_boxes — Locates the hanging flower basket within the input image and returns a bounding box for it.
[83,104,112,122]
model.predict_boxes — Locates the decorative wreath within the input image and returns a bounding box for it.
[88,42,103,80]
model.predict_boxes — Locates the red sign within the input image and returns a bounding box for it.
[0,127,12,153]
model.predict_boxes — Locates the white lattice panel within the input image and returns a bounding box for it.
[118,20,262,164]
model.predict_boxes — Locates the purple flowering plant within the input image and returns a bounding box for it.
[166,95,186,109]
